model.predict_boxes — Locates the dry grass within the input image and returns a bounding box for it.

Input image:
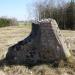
[0,64,75,75]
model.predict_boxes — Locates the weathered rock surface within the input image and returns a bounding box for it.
[5,19,70,65]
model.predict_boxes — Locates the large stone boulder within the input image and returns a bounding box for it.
[5,19,70,65]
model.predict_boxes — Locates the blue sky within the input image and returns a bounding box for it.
[0,0,37,21]
[0,0,70,21]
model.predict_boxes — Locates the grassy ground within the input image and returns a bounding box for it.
[0,25,75,75]
[61,30,75,51]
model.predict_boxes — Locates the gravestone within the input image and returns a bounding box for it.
[5,19,70,65]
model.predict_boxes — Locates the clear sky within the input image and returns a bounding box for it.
[0,0,70,21]
[0,0,37,21]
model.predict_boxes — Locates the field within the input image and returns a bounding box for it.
[0,24,75,75]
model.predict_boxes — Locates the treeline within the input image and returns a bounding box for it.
[0,17,18,27]
[35,0,75,29]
